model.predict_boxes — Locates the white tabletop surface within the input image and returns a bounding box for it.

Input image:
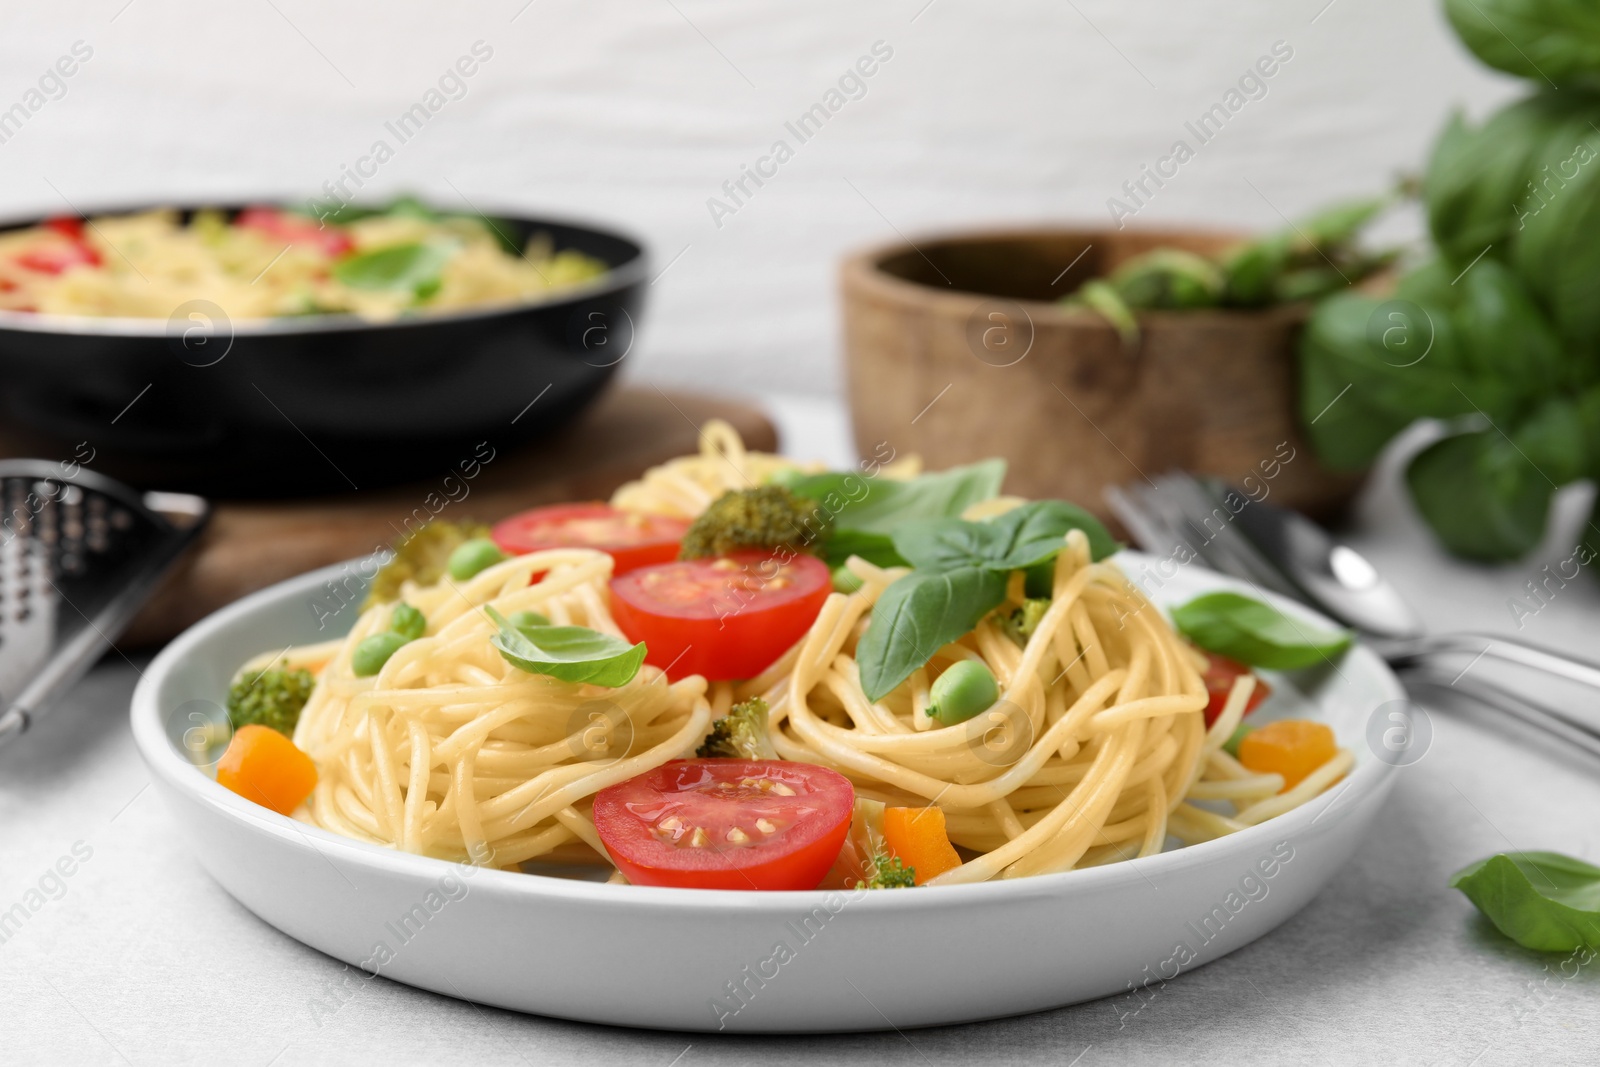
[3,396,1598,1067]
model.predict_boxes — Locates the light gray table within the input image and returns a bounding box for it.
[3,402,1598,1067]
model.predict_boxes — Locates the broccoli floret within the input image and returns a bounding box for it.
[856,852,916,890]
[679,487,829,559]
[999,598,1051,647]
[363,520,491,609]
[696,697,779,759]
[226,665,315,736]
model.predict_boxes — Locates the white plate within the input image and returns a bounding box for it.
[130,552,1401,1033]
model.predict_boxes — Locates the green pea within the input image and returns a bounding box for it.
[390,602,426,642]
[1223,723,1255,759]
[506,610,551,631]
[447,538,506,581]
[352,632,409,677]
[926,660,999,726]
[831,565,864,594]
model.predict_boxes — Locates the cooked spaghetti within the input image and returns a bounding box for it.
[754,535,1354,884]
[0,205,607,321]
[223,422,1351,885]
[282,549,709,867]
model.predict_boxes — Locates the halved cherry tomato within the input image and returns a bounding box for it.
[1201,652,1271,727]
[14,217,101,274]
[235,206,354,257]
[610,551,831,682]
[492,503,688,575]
[592,759,854,890]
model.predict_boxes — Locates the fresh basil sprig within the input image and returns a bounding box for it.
[856,501,1116,701]
[1170,591,1351,670]
[485,606,646,687]
[1450,851,1600,952]
[774,460,1006,568]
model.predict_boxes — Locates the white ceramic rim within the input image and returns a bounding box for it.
[130,552,1403,916]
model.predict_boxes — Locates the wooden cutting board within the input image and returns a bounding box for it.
[98,387,775,646]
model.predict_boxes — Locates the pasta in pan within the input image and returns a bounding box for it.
[0,205,607,321]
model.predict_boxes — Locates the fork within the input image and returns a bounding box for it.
[1106,472,1600,749]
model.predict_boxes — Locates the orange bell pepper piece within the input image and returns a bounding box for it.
[1237,719,1336,791]
[883,806,962,885]
[216,724,318,816]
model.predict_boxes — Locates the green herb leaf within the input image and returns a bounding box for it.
[1170,591,1351,670]
[485,606,646,688]
[1455,260,1568,395]
[985,500,1118,568]
[1112,249,1225,309]
[890,519,1005,572]
[332,240,456,298]
[1443,0,1600,87]
[824,528,908,569]
[856,567,1009,702]
[775,461,1005,569]
[1405,429,1555,562]
[1450,851,1600,952]
[777,460,1006,535]
[892,500,1117,574]
[1067,279,1138,346]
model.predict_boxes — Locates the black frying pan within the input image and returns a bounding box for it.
[0,205,648,496]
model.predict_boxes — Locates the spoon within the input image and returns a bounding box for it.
[1108,473,1600,735]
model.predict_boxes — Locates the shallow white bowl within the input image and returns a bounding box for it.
[130,553,1401,1033]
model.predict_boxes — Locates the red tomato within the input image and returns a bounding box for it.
[610,551,831,682]
[15,218,100,274]
[492,503,688,575]
[235,206,354,257]
[41,216,87,241]
[592,759,854,890]
[1202,653,1271,726]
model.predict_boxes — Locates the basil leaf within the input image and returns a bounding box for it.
[1450,851,1600,952]
[1443,0,1600,87]
[1455,260,1567,395]
[333,240,455,297]
[891,519,1006,572]
[985,500,1118,568]
[1510,115,1600,354]
[778,460,1006,536]
[857,567,1008,702]
[1405,429,1555,562]
[824,528,908,569]
[485,606,646,688]
[892,501,1118,574]
[1170,592,1351,670]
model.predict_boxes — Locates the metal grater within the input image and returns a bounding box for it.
[0,460,208,747]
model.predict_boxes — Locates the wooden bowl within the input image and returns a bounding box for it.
[840,226,1363,525]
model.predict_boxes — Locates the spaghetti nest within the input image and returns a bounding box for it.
[757,531,1353,884]
[287,549,710,868]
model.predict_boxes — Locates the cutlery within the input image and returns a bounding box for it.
[1107,472,1600,740]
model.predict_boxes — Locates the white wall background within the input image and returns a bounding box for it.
[1,0,1520,399]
